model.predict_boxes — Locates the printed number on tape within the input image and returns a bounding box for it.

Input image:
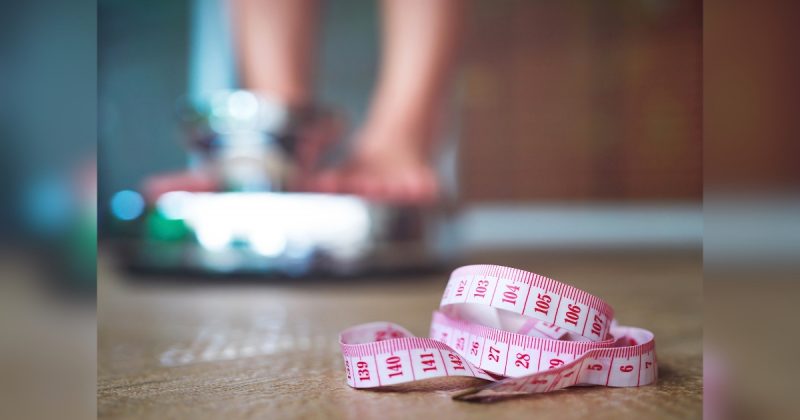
[339,265,656,401]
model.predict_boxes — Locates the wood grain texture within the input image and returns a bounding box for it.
[98,251,701,419]
[460,0,702,201]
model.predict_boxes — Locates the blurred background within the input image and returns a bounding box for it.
[100,0,701,203]
[0,1,96,419]
[704,1,800,418]
[9,0,800,418]
[98,0,701,277]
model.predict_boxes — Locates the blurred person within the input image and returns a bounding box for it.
[145,0,463,203]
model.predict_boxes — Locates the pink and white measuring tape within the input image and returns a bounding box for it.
[339,264,657,401]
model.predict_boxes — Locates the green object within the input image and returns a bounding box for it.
[59,203,97,293]
[145,209,190,242]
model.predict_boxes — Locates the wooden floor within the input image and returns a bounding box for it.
[98,250,702,419]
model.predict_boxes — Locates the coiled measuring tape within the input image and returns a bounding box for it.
[339,265,657,401]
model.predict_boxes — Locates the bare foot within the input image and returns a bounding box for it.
[143,106,344,202]
[304,123,439,204]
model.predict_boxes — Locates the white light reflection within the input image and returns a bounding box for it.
[227,90,259,120]
[177,192,371,256]
[207,90,288,134]
[195,223,233,251]
[155,190,193,220]
[250,228,288,257]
